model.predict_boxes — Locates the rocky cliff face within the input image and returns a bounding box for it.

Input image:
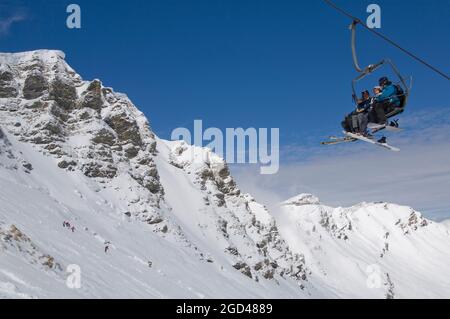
[159,140,307,282]
[0,50,308,297]
[0,51,164,223]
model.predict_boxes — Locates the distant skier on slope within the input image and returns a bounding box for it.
[104,241,111,253]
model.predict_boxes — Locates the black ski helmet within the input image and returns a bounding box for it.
[379,76,389,86]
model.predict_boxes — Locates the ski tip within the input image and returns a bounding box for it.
[379,143,400,152]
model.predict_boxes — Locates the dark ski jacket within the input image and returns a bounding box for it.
[356,98,371,112]
[376,84,400,106]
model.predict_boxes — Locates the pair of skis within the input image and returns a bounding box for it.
[321,124,401,152]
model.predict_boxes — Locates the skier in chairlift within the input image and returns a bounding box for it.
[373,86,382,97]
[342,90,372,136]
[369,76,400,127]
[322,8,414,152]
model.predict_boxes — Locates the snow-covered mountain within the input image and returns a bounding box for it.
[274,194,450,298]
[0,50,449,299]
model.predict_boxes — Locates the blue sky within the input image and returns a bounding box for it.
[1,0,450,218]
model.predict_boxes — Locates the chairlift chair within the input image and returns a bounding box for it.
[349,21,412,119]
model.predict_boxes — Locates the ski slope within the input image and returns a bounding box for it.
[0,130,310,298]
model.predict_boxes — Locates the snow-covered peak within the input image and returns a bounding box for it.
[0,50,65,64]
[156,138,308,282]
[274,199,450,298]
[281,193,320,206]
[0,50,78,88]
[0,49,165,226]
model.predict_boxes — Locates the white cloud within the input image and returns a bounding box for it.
[0,12,27,36]
[232,108,450,221]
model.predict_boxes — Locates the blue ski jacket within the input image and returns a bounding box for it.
[376,84,400,106]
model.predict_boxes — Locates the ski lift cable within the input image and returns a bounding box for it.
[323,0,450,81]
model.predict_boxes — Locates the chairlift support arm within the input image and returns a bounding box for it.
[350,22,411,105]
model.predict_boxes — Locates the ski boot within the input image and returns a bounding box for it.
[389,119,399,128]
[377,136,387,144]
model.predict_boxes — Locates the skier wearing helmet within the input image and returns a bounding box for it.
[370,76,400,125]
